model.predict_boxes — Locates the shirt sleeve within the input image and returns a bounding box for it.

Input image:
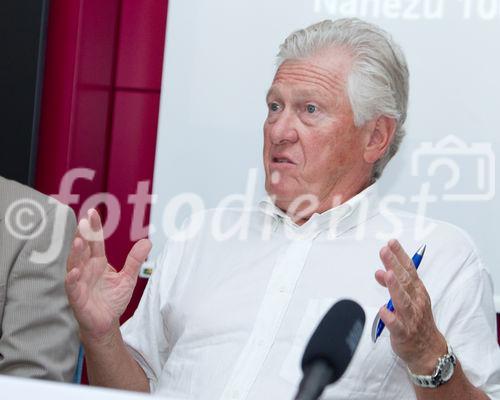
[434,251,500,398]
[120,238,186,392]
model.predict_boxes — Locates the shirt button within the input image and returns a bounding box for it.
[279,286,286,293]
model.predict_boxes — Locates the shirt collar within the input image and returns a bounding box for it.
[258,183,379,236]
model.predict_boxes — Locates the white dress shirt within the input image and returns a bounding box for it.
[121,184,500,399]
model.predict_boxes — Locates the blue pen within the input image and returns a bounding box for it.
[374,244,426,342]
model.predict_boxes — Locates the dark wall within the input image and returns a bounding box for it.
[0,0,49,186]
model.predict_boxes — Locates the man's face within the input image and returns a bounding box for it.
[263,48,372,216]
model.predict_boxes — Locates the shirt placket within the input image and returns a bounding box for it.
[220,235,316,400]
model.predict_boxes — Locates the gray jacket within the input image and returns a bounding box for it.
[0,176,79,381]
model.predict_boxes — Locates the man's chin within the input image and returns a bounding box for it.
[265,188,299,211]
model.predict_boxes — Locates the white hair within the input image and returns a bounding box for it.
[277,18,409,180]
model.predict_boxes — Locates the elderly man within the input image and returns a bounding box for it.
[0,175,79,381]
[65,19,500,399]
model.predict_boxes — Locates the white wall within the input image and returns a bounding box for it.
[148,0,500,311]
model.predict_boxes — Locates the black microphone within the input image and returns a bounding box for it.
[294,299,366,400]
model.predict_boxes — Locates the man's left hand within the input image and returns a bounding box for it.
[375,239,447,374]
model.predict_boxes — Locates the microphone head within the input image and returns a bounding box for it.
[301,299,366,384]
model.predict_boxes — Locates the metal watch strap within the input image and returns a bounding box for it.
[407,343,457,388]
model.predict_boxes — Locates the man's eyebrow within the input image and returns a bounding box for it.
[266,87,280,102]
[266,87,324,99]
[266,87,330,102]
[293,88,325,99]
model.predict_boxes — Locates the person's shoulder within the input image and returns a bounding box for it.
[379,210,490,297]
[379,209,485,280]
[0,176,76,223]
[392,209,477,249]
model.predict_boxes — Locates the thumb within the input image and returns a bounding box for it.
[121,239,152,280]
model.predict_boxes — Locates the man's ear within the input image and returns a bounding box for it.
[363,116,397,164]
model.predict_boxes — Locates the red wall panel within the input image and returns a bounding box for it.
[116,0,168,90]
[106,91,161,322]
[36,0,121,202]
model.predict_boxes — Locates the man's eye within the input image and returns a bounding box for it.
[306,104,317,114]
[269,102,280,112]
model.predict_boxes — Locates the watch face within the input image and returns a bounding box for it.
[440,359,454,381]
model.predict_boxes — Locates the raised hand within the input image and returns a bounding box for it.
[375,239,447,374]
[65,209,151,340]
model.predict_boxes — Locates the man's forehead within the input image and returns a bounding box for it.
[270,58,348,98]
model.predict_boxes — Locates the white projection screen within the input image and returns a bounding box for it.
[147,0,500,310]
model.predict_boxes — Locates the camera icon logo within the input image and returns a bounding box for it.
[411,135,495,202]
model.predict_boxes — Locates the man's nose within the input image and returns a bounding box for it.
[269,111,299,144]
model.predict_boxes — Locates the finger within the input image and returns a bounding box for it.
[79,209,106,258]
[375,269,387,287]
[121,239,152,281]
[65,267,80,287]
[380,246,415,294]
[67,236,82,272]
[74,236,91,269]
[65,268,82,302]
[88,209,106,257]
[65,268,89,312]
[379,304,406,338]
[388,239,419,279]
[72,223,87,258]
[385,270,413,318]
[67,223,98,300]
[67,235,90,272]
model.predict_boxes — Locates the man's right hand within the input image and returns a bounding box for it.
[65,209,152,341]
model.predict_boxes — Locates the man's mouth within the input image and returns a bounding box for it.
[273,158,292,164]
[271,154,295,165]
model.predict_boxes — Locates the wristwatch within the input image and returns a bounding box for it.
[407,343,457,388]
